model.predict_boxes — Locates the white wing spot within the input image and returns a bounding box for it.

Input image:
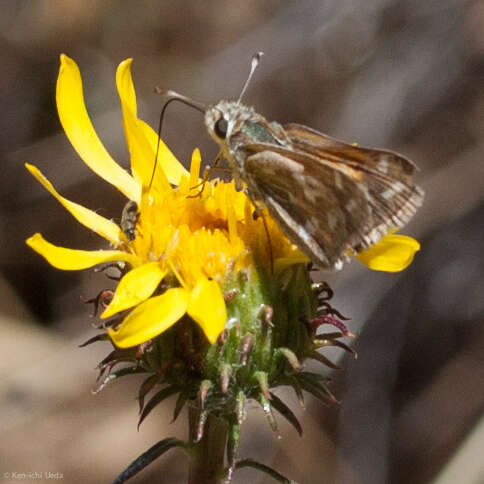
[378,156,389,173]
[382,188,394,200]
[366,227,384,245]
[345,199,359,212]
[360,185,370,200]
[334,260,343,271]
[334,171,343,190]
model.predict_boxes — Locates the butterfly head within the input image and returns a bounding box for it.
[204,101,255,149]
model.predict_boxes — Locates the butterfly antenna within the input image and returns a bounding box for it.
[149,89,207,190]
[237,51,264,104]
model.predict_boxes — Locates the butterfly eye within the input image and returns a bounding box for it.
[214,117,228,139]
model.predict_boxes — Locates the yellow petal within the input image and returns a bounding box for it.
[57,54,140,203]
[115,59,187,189]
[26,233,139,270]
[108,287,189,348]
[115,59,137,116]
[189,148,202,190]
[356,234,420,272]
[26,163,123,246]
[116,59,167,191]
[187,278,226,344]
[101,262,167,318]
[274,254,310,274]
[227,193,238,243]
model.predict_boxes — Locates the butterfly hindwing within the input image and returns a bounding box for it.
[243,149,372,268]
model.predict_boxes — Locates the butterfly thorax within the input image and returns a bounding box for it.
[205,101,291,175]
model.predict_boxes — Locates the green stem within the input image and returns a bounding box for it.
[188,406,228,484]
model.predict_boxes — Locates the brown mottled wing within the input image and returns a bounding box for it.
[283,123,424,237]
[242,149,373,269]
[242,124,423,268]
[284,123,419,179]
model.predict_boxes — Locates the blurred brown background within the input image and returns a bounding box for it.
[1,1,483,483]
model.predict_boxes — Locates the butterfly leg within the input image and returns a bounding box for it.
[186,150,226,198]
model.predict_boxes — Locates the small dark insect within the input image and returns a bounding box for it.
[121,200,138,241]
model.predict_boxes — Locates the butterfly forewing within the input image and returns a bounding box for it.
[283,123,419,176]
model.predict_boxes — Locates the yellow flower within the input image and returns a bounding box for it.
[25,55,303,348]
[26,55,420,349]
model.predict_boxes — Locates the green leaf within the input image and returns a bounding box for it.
[236,390,246,425]
[317,331,344,339]
[309,350,342,370]
[138,374,160,413]
[235,458,297,483]
[138,385,180,429]
[298,371,331,383]
[314,337,356,357]
[290,377,305,407]
[259,393,278,432]
[112,437,188,484]
[253,371,270,400]
[78,333,109,347]
[297,373,338,404]
[172,390,189,423]
[194,409,208,443]
[198,379,214,409]
[225,415,242,481]
[276,347,302,371]
[269,392,303,437]
[93,366,145,394]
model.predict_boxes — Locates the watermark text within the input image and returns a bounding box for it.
[2,471,64,480]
